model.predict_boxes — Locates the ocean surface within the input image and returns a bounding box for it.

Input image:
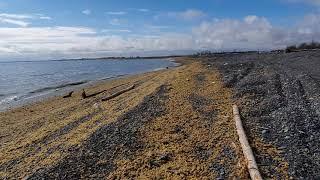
[0,58,177,111]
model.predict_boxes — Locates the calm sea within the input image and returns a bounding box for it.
[0,58,177,111]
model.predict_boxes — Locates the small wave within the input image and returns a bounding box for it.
[0,95,19,105]
[99,74,128,81]
[30,73,55,77]
[0,92,17,97]
[79,72,91,76]
[153,68,166,71]
[29,81,88,94]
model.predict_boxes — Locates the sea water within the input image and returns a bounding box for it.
[0,58,177,111]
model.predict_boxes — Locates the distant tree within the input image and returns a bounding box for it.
[286,41,320,53]
[285,45,297,53]
[308,41,320,49]
[298,43,308,49]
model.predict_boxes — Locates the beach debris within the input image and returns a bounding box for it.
[233,105,262,180]
[63,91,74,98]
[149,153,172,168]
[93,103,102,110]
[82,89,87,99]
[80,83,133,100]
[22,175,30,180]
[102,85,135,101]
[159,153,172,163]
[84,90,107,98]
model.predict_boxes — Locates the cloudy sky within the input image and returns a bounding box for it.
[0,0,320,60]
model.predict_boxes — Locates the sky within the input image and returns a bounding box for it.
[0,0,320,60]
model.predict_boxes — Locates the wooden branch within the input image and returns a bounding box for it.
[63,91,74,98]
[233,105,263,180]
[102,85,135,102]
[85,90,107,98]
[82,89,87,99]
[81,83,129,99]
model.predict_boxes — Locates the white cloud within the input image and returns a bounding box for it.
[39,16,52,20]
[0,13,52,27]
[168,9,206,21]
[0,13,33,19]
[0,13,32,27]
[102,29,131,33]
[109,18,121,25]
[192,14,320,50]
[129,8,150,12]
[82,9,91,15]
[145,25,170,29]
[106,11,127,15]
[0,26,194,59]
[244,15,259,24]
[1,14,320,60]
[138,9,150,12]
[0,18,29,27]
[192,16,277,50]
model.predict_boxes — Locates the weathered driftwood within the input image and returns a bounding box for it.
[82,89,87,99]
[81,83,130,99]
[102,85,135,101]
[82,89,109,99]
[63,91,74,98]
[233,105,262,180]
[86,90,107,98]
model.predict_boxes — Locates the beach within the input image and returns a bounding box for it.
[0,58,247,179]
[1,53,319,179]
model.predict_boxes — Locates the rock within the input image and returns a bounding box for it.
[93,103,102,110]
[159,153,171,162]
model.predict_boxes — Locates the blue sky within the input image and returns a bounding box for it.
[0,0,319,60]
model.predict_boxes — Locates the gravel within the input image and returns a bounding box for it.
[202,51,320,179]
[29,85,169,179]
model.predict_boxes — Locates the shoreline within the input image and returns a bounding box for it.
[2,52,318,179]
[0,58,180,113]
[2,58,244,179]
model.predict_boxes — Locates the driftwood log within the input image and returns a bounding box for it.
[233,105,262,180]
[63,91,74,98]
[81,83,131,99]
[102,85,135,101]
[82,89,87,99]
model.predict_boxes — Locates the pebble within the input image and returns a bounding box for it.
[204,51,320,178]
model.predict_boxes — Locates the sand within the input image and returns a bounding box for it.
[0,58,254,179]
[7,53,316,179]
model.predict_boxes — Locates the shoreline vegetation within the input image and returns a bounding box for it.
[1,50,320,179]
